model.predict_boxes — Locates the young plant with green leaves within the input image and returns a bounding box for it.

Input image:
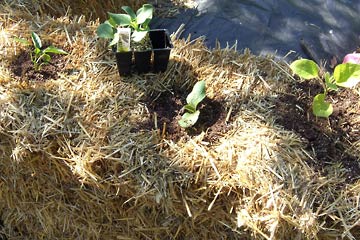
[96,4,153,51]
[290,59,360,118]
[14,32,68,71]
[178,80,206,128]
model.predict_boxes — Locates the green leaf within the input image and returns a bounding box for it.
[121,6,136,19]
[312,93,333,118]
[324,72,338,91]
[96,22,115,39]
[136,4,153,25]
[109,31,120,47]
[108,13,131,26]
[334,63,360,88]
[186,80,206,110]
[31,32,42,49]
[140,18,152,31]
[107,18,117,27]
[131,30,148,42]
[178,111,200,128]
[42,53,51,62]
[13,37,30,45]
[43,46,68,54]
[290,59,319,79]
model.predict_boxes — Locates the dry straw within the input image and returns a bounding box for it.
[5,0,146,21]
[0,1,360,239]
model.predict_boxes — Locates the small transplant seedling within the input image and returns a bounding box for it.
[290,59,360,118]
[14,32,68,71]
[178,80,206,128]
[96,4,154,51]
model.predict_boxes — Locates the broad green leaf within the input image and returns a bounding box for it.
[136,4,153,25]
[324,72,338,91]
[121,6,136,19]
[141,18,152,31]
[334,63,360,88]
[43,46,68,54]
[107,18,117,27]
[13,37,30,45]
[312,93,333,118]
[186,80,206,110]
[96,22,115,39]
[31,32,42,49]
[109,31,120,47]
[131,30,148,42]
[42,53,51,62]
[290,59,319,79]
[108,13,131,26]
[178,111,200,128]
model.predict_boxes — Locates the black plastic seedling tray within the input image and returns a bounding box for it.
[114,29,173,76]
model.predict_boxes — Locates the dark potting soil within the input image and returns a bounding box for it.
[274,80,360,183]
[140,91,232,143]
[9,50,66,82]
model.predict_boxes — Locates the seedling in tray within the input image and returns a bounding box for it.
[96,4,154,51]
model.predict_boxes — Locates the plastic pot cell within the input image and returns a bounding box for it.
[115,51,132,76]
[134,50,152,73]
[149,29,173,73]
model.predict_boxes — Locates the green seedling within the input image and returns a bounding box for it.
[96,3,153,49]
[178,80,206,128]
[290,59,360,118]
[14,32,68,71]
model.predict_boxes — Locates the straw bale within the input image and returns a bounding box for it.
[4,0,146,21]
[0,2,360,240]
[4,0,195,21]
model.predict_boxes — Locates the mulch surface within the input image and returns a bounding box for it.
[140,78,360,183]
[9,49,66,82]
[141,90,232,143]
[274,80,360,183]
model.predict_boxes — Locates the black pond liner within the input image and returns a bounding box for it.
[114,29,173,76]
[151,0,360,66]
